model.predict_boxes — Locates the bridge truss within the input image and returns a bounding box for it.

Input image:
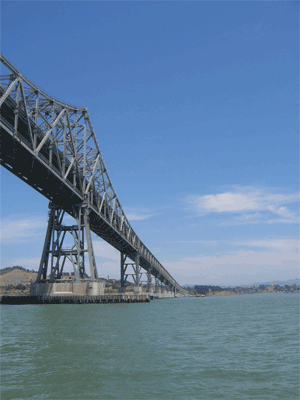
[0,55,185,295]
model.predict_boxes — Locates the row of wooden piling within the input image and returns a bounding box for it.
[0,293,151,305]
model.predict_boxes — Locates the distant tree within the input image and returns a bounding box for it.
[258,285,267,291]
[15,284,28,291]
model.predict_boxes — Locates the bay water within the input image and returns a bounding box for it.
[1,294,299,400]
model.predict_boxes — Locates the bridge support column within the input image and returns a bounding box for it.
[133,254,142,294]
[147,269,153,295]
[120,252,127,292]
[36,201,98,283]
[155,276,161,295]
[168,284,174,297]
[83,199,98,281]
[120,253,142,293]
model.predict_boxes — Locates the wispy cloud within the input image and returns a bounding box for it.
[235,239,299,252]
[124,207,157,221]
[186,186,299,224]
[93,241,120,261]
[0,215,46,242]
[164,244,299,286]
[163,240,216,245]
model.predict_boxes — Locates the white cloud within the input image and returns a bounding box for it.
[163,240,216,245]
[194,192,259,213]
[235,239,299,252]
[164,246,299,286]
[126,213,155,221]
[124,207,157,221]
[186,186,299,224]
[93,241,120,261]
[0,215,45,242]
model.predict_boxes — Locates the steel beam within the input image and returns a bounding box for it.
[36,201,98,282]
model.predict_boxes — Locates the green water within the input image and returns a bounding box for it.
[1,294,299,400]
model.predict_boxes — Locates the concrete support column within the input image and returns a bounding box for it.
[120,252,127,292]
[147,269,153,295]
[134,253,142,294]
[83,201,98,280]
[155,276,161,295]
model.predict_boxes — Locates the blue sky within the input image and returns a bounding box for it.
[1,1,299,285]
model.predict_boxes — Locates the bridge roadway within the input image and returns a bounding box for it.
[0,55,186,295]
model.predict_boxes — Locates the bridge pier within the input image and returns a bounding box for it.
[147,268,153,295]
[120,252,127,292]
[120,252,142,294]
[32,201,105,296]
[154,276,161,296]
[37,201,98,282]
[133,254,142,294]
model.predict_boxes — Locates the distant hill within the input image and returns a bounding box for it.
[0,267,37,286]
[0,266,37,276]
[182,278,300,288]
[0,267,38,295]
[0,266,116,283]
[185,282,300,296]
[251,278,300,287]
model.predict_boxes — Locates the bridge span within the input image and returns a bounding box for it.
[0,55,186,297]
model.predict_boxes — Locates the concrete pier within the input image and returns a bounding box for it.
[0,279,185,305]
[30,279,105,297]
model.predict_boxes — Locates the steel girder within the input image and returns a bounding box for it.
[0,55,186,295]
[37,202,98,282]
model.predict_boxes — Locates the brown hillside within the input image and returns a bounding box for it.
[0,269,37,287]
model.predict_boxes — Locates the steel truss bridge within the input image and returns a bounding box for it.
[0,55,185,295]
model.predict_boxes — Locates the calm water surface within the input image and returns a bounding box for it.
[1,294,299,400]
